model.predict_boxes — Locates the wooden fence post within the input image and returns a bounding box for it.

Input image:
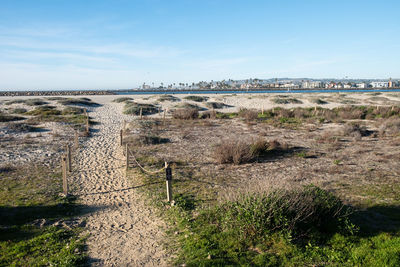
[66,144,72,172]
[261,105,264,115]
[125,143,129,171]
[85,117,90,134]
[61,156,68,196]
[139,108,143,120]
[165,162,172,202]
[163,109,166,125]
[74,130,79,149]
[120,129,123,146]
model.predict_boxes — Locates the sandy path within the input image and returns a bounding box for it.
[72,102,168,266]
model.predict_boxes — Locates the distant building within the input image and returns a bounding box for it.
[301,81,322,88]
[356,83,368,89]
[370,82,389,88]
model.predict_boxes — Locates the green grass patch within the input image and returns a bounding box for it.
[0,163,87,266]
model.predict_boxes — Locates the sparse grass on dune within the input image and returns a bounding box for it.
[57,98,100,107]
[123,102,159,115]
[174,102,205,111]
[183,95,209,102]
[5,99,48,106]
[157,95,180,102]
[112,97,133,103]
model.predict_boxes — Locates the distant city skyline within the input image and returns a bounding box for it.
[1,0,399,90]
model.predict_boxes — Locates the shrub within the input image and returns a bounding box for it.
[379,118,400,136]
[238,108,258,121]
[214,140,253,165]
[172,108,199,120]
[205,102,226,109]
[123,102,158,115]
[0,112,24,122]
[272,97,303,104]
[341,122,370,139]
[24,99,48,106]
[200,110,216,119]
[218,185,354,241]
[158,95,180,102]
[125,134,169,145]
[25,106,61,116]
[184,95,208,102]
[10,108,27,114]
[311,98,328,105]
[62,107,85,115]
[112,97,133,103]
[6,123,37,133]
[174,102,204,111]
[57,98,99,106]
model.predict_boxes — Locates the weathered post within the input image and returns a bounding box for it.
[66,144,72,172]
[120,129,123,146]
[125,143,129,171]
[61,156,68,196]
[139,108,143,120]
[85,117,90,134]
[74,130,79,149]
[163,109,166,125]
[165,162,172,202]
[261,105,264,115]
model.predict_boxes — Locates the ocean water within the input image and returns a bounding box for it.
[116,89,400,95]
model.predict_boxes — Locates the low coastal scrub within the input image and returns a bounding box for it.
[5,99,48,106]
[172,108,199,120]
[272,97,303,104]
[123,102,158,115]
[183,95,208,102]
[238,108,259,121]
[174,102,205,111]
[57,98,99,106]
[158,95,180,102]
[214,138,288,164]
[0,112,24,122]
[6,123,38,133]
[112,97,133,103]
[205,102,226,109]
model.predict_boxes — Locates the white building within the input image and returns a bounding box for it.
[356,83,368,89]
[370,82,389,88]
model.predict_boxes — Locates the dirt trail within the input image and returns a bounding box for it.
[72,102,168,266]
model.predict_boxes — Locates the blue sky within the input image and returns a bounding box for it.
[0,0,399,90]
